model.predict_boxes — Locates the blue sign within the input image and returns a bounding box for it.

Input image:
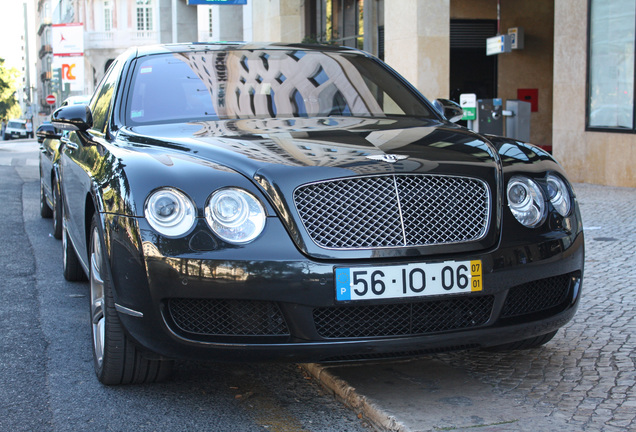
[335,268,351,301]
[187,0,247,4]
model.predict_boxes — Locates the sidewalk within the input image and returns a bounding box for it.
[303,359,571,431]
[303,183,636,432]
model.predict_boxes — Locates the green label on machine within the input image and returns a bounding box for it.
[462,107,476,121]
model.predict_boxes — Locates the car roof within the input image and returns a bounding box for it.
[62,95,91,106]
[131,42,363,59]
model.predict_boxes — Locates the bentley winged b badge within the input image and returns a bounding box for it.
[366,154,409,163]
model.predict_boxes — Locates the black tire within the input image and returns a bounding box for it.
[89,214,173,385]
[52,179,63,239]
[40,180,53,218]
[62,215,87,281]
[484,330,558,352]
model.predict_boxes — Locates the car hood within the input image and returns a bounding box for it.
[123,116,501,180]
[122,117,503,258]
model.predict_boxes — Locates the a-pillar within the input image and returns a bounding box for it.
[384,0,450,100]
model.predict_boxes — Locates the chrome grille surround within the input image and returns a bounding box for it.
[293,174,490,250]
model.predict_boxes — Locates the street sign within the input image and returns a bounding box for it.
[46,94,57,105]
[460,93,477,121]
[486,35,512,56]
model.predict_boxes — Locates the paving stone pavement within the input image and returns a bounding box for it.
[429,183,636,431]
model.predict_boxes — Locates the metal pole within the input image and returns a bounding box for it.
[23,3,33,122]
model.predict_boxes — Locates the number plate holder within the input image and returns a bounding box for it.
[335,260,482,302]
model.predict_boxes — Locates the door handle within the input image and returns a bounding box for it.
[65,142,79,150]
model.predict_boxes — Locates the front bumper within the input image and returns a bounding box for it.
[7,131,27,139]
[104,213,585,362]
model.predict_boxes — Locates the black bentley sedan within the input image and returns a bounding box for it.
[39,96,92,239]
[51,43,584,385]
[38,122,64,237]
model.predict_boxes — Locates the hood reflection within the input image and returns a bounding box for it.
[185,117,439,173]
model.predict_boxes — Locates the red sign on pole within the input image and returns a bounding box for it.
[46,94,57,105]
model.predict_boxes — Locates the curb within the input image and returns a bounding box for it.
[301,363,409,432]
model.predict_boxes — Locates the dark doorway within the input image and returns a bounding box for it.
[450,19,498,103]
[105,59,115,73]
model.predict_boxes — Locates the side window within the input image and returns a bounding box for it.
[90,61,122,134]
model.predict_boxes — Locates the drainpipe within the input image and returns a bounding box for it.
[172,0,177,43]
[497,0,501,34]
[24,3,32,118]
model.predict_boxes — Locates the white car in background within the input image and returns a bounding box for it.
[4,119,28,140]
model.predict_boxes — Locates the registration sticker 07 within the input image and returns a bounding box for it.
[335,260,483,302]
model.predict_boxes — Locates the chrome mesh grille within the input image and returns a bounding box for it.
[294,175,490,249]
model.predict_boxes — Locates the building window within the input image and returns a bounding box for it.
[307,0,383,58]
[136,0,153,32]
[104,0,113,32]
[587,0,636,131]
[312,0,364,49]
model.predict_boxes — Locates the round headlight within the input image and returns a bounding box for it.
[205,188,266,244]
[546,174,571,217]
[507,176,546,228]
[145,188,196,237]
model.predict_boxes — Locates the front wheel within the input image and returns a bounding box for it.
[89,214,173,385]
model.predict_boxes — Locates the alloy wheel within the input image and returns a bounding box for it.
[90,227,106,369]
[62,218,69,270]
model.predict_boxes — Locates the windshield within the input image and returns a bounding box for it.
[8,121,25,129]
[125,49,435,125]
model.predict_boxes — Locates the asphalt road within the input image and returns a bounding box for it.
[0,140,370,432]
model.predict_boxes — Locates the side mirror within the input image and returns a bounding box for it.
[51,104,94,132]
[434,98,464,123]
[36,124,61,142]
